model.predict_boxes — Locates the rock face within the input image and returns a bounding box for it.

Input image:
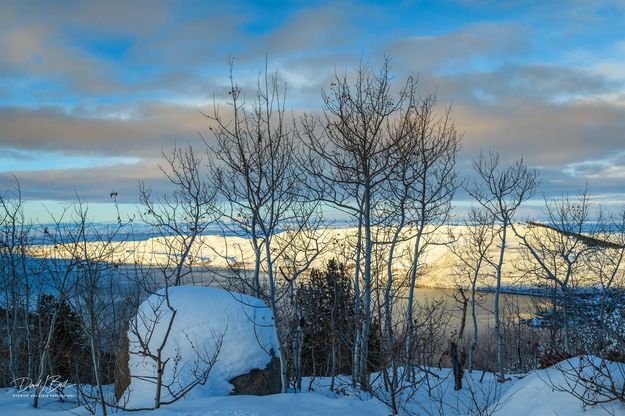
[114,326,130,401]
[229,355,281,396]
[116,286,280,408]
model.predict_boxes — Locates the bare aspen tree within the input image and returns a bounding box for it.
[449,207,496,372]
[278,213,325,392]
[42,200,125,415]
[376,81,423,386]
[512,188,597,353]
[467,151,538,381]
[31,205,88,409]
[1,185,129,412]
[585,209,625,350]
[399,93,460,380]
[204,60,320,393]
[543,211,625,409]
[370,83,459,403]
[139,144,218,287]
[121,145,222,408]
[300,60,408,388]
[367,80,422,410]
[301,61,459,388]
[0,178,36,386]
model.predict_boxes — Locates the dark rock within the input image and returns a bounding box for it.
[229,354,281,395]
[114,326,130,401]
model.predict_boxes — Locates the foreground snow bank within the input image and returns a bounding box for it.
[2,355,623,415]
[118,392,388,416]
[123,286,279,408]
[495,356,625,416]
[0,388,388,416]
[307,369,517,415]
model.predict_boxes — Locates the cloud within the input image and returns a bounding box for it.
[0,1,243,101]
[0,23,119,94]
[0,104,213,157]
[1,0,625,211]
[563,152,625,179]
[452,97,625,165]
[388,22,531,74]
[0,160,163,203]
[260,4,356,55]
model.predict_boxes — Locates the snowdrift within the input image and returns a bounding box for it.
[121,286,280,409]
[495,356,625,416]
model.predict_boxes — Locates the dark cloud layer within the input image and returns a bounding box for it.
[0,105,211,157]
[0,160,163,203]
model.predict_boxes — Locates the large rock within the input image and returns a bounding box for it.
[114,323,130,401]
[116,286,280,408]
[229,354,281,395]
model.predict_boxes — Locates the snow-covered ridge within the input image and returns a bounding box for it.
[28,225,621,289]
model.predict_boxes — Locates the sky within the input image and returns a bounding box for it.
[1,0,625,222]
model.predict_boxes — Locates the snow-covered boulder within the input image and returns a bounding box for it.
[117,286,280,409]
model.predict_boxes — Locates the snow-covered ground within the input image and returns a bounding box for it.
[0,388,389,416]
[2,358,624,415]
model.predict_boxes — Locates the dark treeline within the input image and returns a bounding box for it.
[1,60,625,414]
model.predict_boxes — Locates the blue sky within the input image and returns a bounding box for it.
[1,0,625,222]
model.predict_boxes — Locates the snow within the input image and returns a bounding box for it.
[123,286,280,408]
[307,369,517,416]
[1,357,624,415]
[0,389,73,416]
[116,392,388,416]
[305,360,625,416]
[495,357,625,416]
[0,388,388,416]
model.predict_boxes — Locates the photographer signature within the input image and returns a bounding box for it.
[12,375,75,394]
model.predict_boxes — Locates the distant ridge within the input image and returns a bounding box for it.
[527,221,625,250]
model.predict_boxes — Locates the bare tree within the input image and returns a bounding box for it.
[547,356,625,409]
[368,84,460,407]
[399,94,460,381]
[0,178,36,386]
[512,187,600,353]
[30,205,86,409]
[467,151,538,381]
[204,59,321,393]
[449,207,496,372]
[103,143,224,409]
[45,198,136,415]
[300,60,412,388]
[1,180,137,413]
[139,144,218,287]
[586,209,625,352]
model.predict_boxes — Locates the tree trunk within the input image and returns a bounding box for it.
[359,185,373,389]
[352,218,363,388]
[33,304,60,408]
[450,341,463,391]
[406,226,424,381]
[468,278,478,373]
[264,240,288,393]
[89,333,107,415]
[494,221,507,381]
